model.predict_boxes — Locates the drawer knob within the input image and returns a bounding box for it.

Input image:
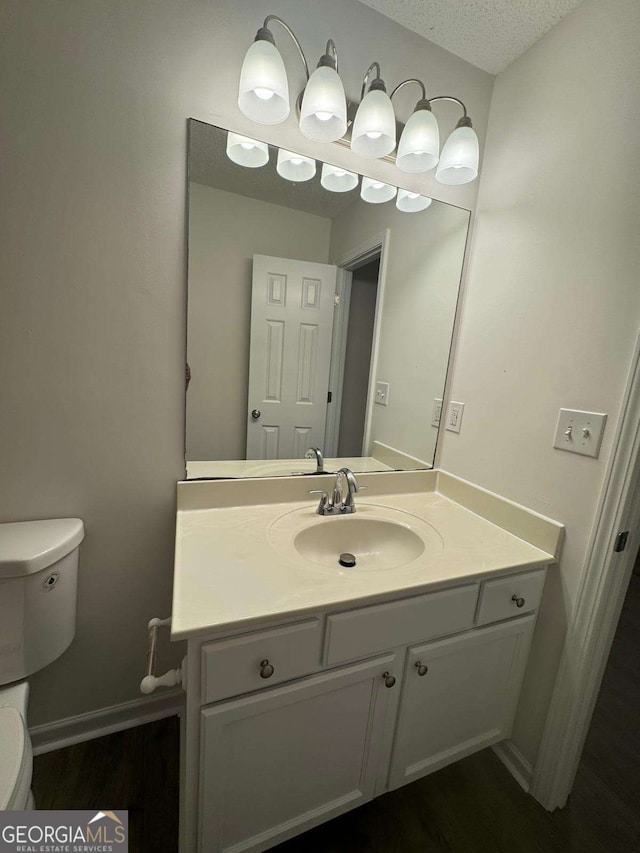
[383,671,396,688]
[512,595,526,608]
[415,661,429,677]
[259,659,275,679]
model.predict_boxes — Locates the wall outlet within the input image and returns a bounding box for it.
[375,381,390,406]
[445,401,464,433]
[432,398,443,427]
[553,408,607,458]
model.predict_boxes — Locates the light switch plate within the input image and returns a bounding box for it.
[553,409,607,458]
[445,401,464,433]
[432,398,443,428]
[375,381,390,406]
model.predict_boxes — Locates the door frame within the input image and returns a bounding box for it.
[325,230,391,457]
[531,330,640,809]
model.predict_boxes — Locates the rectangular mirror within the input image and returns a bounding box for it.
[185,119,470,479]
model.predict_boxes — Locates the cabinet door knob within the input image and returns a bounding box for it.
[415,661,429,676]
[259,659,275,679]
[512,595,525,608]
[383,671,396,688]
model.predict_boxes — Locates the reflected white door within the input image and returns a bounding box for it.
[247,254,337,460]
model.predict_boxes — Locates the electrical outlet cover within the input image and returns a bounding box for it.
[432,398,443,428]
[445,401,464,433]
[375,381,390,406]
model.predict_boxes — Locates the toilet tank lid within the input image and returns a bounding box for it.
[0,518,84,577]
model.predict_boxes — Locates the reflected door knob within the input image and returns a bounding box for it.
[251,409,261,420]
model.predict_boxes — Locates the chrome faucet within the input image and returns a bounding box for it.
[305,446,325,474]
[310,467,361,515]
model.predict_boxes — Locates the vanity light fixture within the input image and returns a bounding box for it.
[225,132,270,168]
[320,163,359,192]
[276,148,316,182]
[299,40,347,142]
[350,63,396,159]
[396,189,433,213]
[361,177,397,204]
[435,106,480,185]
[393,80,439,173]
[236,15,480,185]
[237,19,294,124]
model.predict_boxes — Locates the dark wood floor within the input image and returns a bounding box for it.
[33,573,640,853]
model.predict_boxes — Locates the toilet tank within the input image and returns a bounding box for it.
[0,519,84,686]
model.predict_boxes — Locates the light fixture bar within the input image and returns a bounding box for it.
[390,78,426,101]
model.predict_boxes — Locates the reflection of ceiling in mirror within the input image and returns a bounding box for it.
[189,119,366,220]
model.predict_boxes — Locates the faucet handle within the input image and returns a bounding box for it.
[309,489,331,514]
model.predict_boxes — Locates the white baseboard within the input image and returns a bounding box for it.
[492,740,533,792]
[30,689,185,756]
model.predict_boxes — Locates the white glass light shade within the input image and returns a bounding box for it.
[360,177,397,204]
[225,132,269,168]
[396,189,432,213]
[320,163,359,193]
[276,149,316,182]
[435,126,479,185]
[351,89,396,158]
[238,40,290,124]
[396,109,440,173]
[299,66,347,142]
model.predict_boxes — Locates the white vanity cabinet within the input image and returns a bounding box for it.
[199,654,399,853]
[388,614,536,790]
[183,567,548,853]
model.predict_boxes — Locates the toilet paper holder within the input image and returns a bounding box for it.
[139,616,183,694]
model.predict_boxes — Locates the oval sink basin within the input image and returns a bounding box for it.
[294,517,425,571]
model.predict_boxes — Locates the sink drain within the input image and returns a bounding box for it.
[338,552,356,568]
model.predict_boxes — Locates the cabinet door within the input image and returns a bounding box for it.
[388,616,535,791]
[199,654,399,853]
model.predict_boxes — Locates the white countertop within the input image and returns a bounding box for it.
[171,472,563,641]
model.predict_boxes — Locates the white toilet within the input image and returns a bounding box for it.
[0,518,84,810]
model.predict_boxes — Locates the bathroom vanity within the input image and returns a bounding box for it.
[171,470,563,853]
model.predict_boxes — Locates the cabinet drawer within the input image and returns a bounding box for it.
[324,585,478,666]
[476,568,547,626]
[201,619,322,704]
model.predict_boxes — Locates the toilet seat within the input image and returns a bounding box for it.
[0,706,32,810]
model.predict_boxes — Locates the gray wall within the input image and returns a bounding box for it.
[0,1,493,727]
[440,0,640,765]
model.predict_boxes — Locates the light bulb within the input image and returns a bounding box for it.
[366,131,382,139]
[254,87,275,101]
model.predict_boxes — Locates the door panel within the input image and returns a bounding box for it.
[247,255,337,459]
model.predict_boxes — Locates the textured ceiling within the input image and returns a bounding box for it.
[357,0,585,74]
